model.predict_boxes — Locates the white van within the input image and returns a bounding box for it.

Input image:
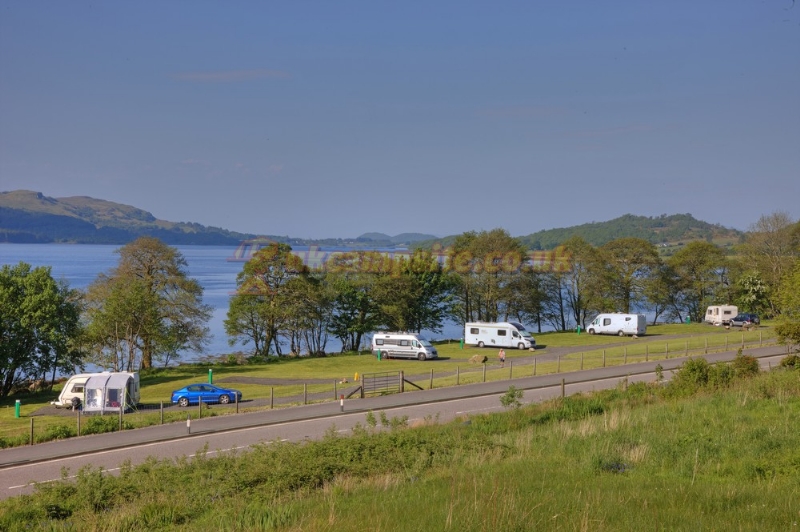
[586,313,646,337]
[372,332,438,360]
[704,305,738,326]
[464,321,536,350]
[51,372,140,409]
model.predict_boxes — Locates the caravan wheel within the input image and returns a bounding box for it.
[618,330,625,337]
[478,341,485,348]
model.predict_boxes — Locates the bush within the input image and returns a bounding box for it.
[779,354,800,370]
[732,352,760,379]
[668,357,710,396]
[500,386,523,409]
[83,415,132,435]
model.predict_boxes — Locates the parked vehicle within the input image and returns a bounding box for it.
[82,372,141,414]
[730,313,760,327]
[704,305,738,326]
[464,321,535,350]
[171,383,242,407]
[51,372,140,409]
[371,332,438,360]
[586,313,647,337]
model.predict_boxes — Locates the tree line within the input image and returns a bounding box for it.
[2,212,799,398]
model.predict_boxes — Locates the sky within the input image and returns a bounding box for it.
[1,2,798,239]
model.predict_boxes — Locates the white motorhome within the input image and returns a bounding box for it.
[586,313,647,337]
[704,305,738,326]
[464,321,536,350]
[51,372,140,409]
[372,332,438,360]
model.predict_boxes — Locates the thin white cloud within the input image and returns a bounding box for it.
[172,69,291,82]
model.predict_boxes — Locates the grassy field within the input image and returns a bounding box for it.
[1,355,799,530]
[0,323,780,446]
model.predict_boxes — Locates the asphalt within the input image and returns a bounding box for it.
[0,343,790,469]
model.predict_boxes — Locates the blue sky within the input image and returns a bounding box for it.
[1,1,798,239]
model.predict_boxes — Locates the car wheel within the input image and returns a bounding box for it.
[478,341,485,348]
[618,330,625,337]
[518,343,525,350]
[178,397,189,407]
[219,394,230,404]
[418,352,426,361]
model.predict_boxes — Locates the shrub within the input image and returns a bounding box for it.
[732,352,760,379]
[500,386,523,409]
[779,354,800,369]
[668,357,710,396]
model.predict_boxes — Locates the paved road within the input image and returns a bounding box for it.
[0,345,790,500]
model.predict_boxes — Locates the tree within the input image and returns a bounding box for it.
[0,263,83,397]
[775,259,800,351]
[600,238,661,313]
[372,250,456,333]
[84,237,211,369]
[739,212,799,315]
[446,229,527,323]
[667,241,730,323]
[225,243,308,356]
[561,236,605,329]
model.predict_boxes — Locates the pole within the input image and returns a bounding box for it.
[533,357,537,376]
[334,380,337,401]
[340,394,344,412]
[187,414,191,434]
[430,369,434,390]
[304,383,307,405]
[208,368,213,384]
[160,401,164,425]
[235,392,239,414]
[30,418,34,445]
[509,360,513,379]
[557,355,560,373]
[456,366,460,385]
[581,352,584,370]
[603,350,606,367]
[15,399,20,419]
[270,387,274,409]
[624,347,627,364]
[77,409,81,437]
[561,378,565,398]
[483,364,486,382]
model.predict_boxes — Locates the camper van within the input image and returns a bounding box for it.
[704,305,738,326]
[51,372,140,410]
[372,332,438,360]
[464,322,536,350]
[586,313,647,337]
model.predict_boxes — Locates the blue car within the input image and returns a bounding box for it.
[171,383,242,407]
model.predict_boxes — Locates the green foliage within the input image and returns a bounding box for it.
[779,354,800,369]
[500,385,523,409]
[0,262,83,397]
[731,352,760,379]
[83,415,132,435]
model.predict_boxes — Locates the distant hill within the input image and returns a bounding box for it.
[0,190,267,245]
[356,232,438,246]
[518,214,742,250]
[413,214,743,251]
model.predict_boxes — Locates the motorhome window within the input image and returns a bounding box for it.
[470,328,479,334]
[420,339,433,346]
[375,339,384,346]
[625,317,631,321]
[513,332,519,338]
[412,341,419,347]
[497,330,507,336]
[400,340,409,346]
[724,310,732,315]
[603,318,611,326]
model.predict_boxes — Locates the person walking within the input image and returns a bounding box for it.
[498,348,506,367]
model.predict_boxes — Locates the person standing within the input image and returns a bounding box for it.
[498,348,506,367]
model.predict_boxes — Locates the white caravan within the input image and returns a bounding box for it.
[704,305,738,326]
[51,372,140,409]
[464,321,536,350]
[586,313,647,337]
[372,332,438,360]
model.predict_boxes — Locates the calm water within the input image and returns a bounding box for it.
[0,244,466,360]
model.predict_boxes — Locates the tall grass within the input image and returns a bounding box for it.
[2,357,799,531]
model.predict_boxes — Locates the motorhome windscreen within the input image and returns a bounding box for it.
[420,339,433,347]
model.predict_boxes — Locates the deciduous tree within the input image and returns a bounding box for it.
[0,263,83,397]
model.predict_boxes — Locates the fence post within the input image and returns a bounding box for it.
[760,331,762,346]
[666,342,669,358]
[235,392,239,414]
[603,350,606,367]
[645,344,648,362]
[30,418,34,446]
[685,340,688,356]
[561,378,565,398]
[557,355,561,373]
[304,383,307,405]
[624,347,627,364]
[119,406,123,431]
[270,387,274,409]
[430,369,434,390]
[741,333,745,349]
[456,366,460,386]
[77,410,81,437]
[483,364,486,382]
[705,337,708,354]
[198,398,202,419]
[400,371,405,393]
[533,357,537,376]
[509,360,513,379]
[160,401,163,425]
[334,381,337,401]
